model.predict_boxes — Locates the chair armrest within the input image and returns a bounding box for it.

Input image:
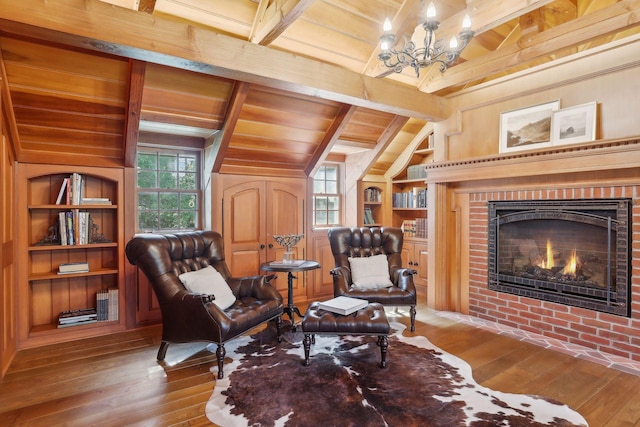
[394,268,417,293]
[330,266,351,296]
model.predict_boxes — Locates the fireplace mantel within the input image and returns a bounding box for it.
[425,137,640,184]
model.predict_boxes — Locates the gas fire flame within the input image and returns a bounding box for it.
[538,240,578,277]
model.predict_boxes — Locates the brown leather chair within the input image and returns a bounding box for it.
[125,230,284,379]
[328,226,417,331]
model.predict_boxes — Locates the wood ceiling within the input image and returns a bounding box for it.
[0,0,638,177]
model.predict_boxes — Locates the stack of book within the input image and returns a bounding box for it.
[55,173,112,206]
[96,288,119,322]
[57,261,89,274]
[57,308,97,328]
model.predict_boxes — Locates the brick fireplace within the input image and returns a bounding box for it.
[425,139,640,363]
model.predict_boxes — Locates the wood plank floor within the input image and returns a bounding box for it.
[1,307,640,426]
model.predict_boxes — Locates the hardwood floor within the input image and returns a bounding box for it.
[1,307,640,426]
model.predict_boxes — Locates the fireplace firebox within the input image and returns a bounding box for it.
[488,199,631,317]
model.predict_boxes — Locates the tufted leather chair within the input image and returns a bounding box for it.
[125,230,284,379]
[328,226,417,331]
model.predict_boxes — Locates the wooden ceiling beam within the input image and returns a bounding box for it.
[422,0,640,93]
[210,81,250,174]
[306,103,356,177]
[251,0,316,46]
[123,60,145,168]
[0,0,447,121]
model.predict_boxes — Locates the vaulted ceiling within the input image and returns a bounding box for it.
[0,0,638,178]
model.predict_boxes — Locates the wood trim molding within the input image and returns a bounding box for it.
[425,137,640,184]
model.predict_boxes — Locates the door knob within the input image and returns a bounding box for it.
[268,243,274,249]
[260,244,266,249]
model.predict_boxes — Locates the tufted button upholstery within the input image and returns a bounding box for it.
[328,226,417,331]
[125,230,284,379]
[302,302,390,368]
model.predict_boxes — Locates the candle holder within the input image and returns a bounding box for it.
[272,234,304,263]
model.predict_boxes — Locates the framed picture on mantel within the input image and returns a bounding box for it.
[499,100,560,153]
[551,102,597,146]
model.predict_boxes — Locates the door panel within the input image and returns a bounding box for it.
[266,181,305,297]
[223,182,266,277]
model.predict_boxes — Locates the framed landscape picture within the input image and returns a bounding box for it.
[551,102,597,146]
[499,100,560,153]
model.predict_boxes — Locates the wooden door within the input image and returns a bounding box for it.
[265,180,306,298]
[223,181,266,277]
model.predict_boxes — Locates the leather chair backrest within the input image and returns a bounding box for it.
[328,226,404,271]
[126,230,232,305]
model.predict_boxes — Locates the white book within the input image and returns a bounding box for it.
[318,296,368,316]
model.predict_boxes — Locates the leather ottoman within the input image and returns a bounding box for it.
[301,302,390,368]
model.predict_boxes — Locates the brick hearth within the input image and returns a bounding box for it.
[468,185,640,362]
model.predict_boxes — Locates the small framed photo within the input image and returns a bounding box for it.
[551,102,597,146]
[499,100,560,153]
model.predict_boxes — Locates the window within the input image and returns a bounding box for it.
[312,164,341,227]
[136,149,201,232]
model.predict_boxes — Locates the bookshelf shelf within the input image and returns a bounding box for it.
[361,184,384,226]
[17,163,126,348]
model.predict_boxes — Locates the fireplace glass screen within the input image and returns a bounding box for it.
[488,199,630,316]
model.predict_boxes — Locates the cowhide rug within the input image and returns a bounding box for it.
[205,321,588,427]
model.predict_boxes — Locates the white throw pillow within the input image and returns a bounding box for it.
[348,254,393,289]
[178,266,236,310]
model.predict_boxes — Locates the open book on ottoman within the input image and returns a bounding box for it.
[318,296,368,316]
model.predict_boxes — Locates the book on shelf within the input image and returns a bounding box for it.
[57,210,94,246]
[364,187,381,203]
[363,207,375,225]
[402,218,427,239]
[81,197,112,205]
[96,288,119,322]
[58,307,97,327]
[318,296,368,316]
[55,177,69,205]
[58,261,89,274]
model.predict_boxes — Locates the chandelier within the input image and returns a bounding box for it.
[378,1,474,77]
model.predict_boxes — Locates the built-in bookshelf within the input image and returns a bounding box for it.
[17,164,125,348]
[391,132,432,237]
[361,185,383,226]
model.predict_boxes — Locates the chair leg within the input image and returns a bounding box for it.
[276,315,283,343]
[410,305,416,332]
[157,340,169,361]
[216,344,226,379]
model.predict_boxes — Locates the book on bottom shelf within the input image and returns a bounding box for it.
[96,288,119,322]
[318,296,368,316]
[58,307,98,328]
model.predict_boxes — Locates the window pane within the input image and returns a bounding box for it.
[137,170,156,188]
[326,181,338,193]
[138,211,158,230]
[160,193,179,210]
[137,153,157,169]
[316,167,325,180]
[314,197,327,209]
[138,192,158,209]
[178,172,197,190]
[325,166,338,180]
[313,181,325,193]
[159,171,177,189]
[159,154,177,171]
[180,155,197,172]
[327,197,339,209]
[328,211,339,225]
[180,211,196,229]
[159,211,178,229]
[180,193,197,209]
[315,211,327,225]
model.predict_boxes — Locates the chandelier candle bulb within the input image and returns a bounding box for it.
[378,2,474,76]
